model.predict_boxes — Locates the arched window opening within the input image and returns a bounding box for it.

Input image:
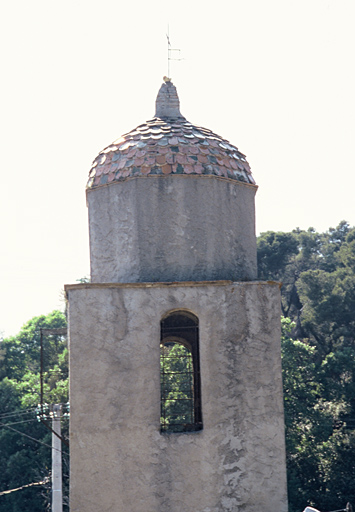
[160,311,202,433]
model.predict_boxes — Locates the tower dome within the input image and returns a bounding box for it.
[86,80,258,284]
[87,81,256,189]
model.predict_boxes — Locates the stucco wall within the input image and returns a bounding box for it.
[67,280,287,512]
[87,176,257,283]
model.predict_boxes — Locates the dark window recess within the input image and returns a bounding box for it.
[160,311,203,433]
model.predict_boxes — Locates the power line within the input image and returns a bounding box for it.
[0,408,37,420]
[0,413,35,422]
[0,418,37,427]
[0,477,49,497]
[0,422,68,455]
[0,402,69,418]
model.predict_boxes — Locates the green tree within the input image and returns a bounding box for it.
[0,378,52,511]
[160,342,194,432]
[0,310,69,512]
[298,230,355,354]
[0,310,67,381]
[281,318,355,512]
[257,222,353,329]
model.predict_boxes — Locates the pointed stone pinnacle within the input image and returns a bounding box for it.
[155,80,185,119]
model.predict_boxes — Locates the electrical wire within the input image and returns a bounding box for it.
[0,418,37,427]
[0,422,68,455]
[0,403,69,421]
[0,477,49,496]
[0,408,37,420]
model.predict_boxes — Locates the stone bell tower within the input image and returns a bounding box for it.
[66,80,288,512]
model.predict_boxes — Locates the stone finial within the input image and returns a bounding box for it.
[155,80,185,119]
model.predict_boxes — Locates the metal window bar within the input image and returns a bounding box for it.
[161,326,199,331]
[160,313,202,433]
[161,342,201,432]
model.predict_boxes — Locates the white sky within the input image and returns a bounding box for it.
[1,0,354,337]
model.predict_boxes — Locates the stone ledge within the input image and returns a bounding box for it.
[64,279,281,293]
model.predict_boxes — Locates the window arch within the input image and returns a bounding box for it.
[160,310,202,433]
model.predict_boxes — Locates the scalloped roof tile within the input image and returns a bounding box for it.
[87,80,256,189]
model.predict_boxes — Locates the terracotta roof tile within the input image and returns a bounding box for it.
[87,81,256,189]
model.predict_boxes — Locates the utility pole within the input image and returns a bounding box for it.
[52,404,63,512]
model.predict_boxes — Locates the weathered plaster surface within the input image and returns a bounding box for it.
[87,176,257,284]
[68,281,287,512]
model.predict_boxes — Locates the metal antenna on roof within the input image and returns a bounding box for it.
[166,25,182,80]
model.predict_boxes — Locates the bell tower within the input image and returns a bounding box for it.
[66,80,288,512]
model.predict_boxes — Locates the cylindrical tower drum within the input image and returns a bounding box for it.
[86,80,258,283]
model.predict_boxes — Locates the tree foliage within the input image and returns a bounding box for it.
[160,342,194,432]
[259,223,355,511]
[0,310,68,512]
